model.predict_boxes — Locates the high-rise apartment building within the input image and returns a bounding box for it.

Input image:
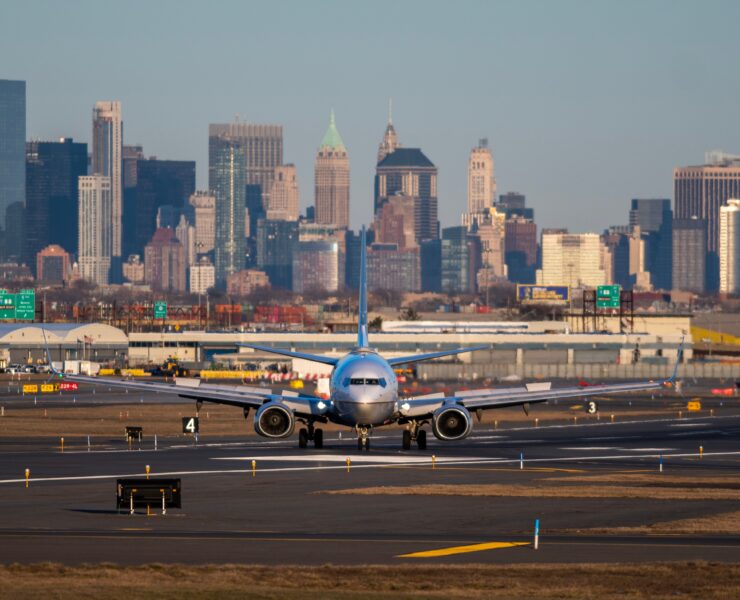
[293,241,340,294]
[210,141,246,287]
[227,269,270,296]
[78,175,112,286]
[466,139,495,216]
[674,155,740,290]
[441,226,477,294]
[374,194,417,249]
[144,228,186,292]
[189,256,216,295]
[189,192,216,255]
[256,219,298,289]
[536,231,607,288]
[208,121,283,230]
[92,101,123,279]
[314,111,350,229]
[367,244,420,293]
[672,218,706,293]
[0,80,25,239]
[36,245,71,285]
[24,138,87,269]
[629,198,672,290]
[267,164,300,221]
[375,148,438,243]
[719,199,740,295]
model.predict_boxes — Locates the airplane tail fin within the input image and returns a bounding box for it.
[358,226,369,348]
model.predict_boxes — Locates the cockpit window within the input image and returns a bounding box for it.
[378,378,387,388]
[350,378,365,385]
[343,378,350,387]
[365,378,379,385]
[349,378,381,385]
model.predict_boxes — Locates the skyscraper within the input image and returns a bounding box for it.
[210,140,246,287]
[314,111,350,229]
[672,218,706,293]
[190,192,216,255]
[470,207,506,288]
[293,240,340,294]
[78,175,112,286]
[24,138,87,268]
[144,228,187,292]
[537,231,607,288]
[629,198,673,290]
[208,121,283,229]
[377,101,400,164]
[505,216,537,284]
[719,199,740,295]
[375,148,438,243]
[374,194,417,249]
[92,101,123,279]
[441,226,477,294]
[466,139,495,216]
[267,164,300,221]
[256,219,298,289]
[674,155,740,291]
[0,79,26,253]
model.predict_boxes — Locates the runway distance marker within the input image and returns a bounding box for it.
[398,540,529,558]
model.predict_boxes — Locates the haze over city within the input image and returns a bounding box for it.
[4,0,740,232]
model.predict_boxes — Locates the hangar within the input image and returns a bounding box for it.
[0,323,129,367]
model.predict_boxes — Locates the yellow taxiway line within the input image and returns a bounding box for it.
[398,541,529,558]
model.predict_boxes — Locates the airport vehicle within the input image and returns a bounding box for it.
[147,357,190,378]
[45,229,679,451]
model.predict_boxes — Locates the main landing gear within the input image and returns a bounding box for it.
[356,426,371,451]
[298,421,324,449]
[402,421,427,450]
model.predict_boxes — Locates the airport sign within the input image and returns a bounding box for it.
[516,285,569,304]
[182,417,199,434]
[154,301,167,319]
[596,285,621,309]
[0,289,35,321]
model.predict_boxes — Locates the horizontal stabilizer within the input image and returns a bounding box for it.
[387,345,489,366]
[237,343,339,366]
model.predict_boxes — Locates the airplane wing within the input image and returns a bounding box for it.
[57,373,329,418]
[386,345,490,366]
[237,343,339,366]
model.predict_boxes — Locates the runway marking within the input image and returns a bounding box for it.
[211,454,492,464]
[559,447,618,451]
[671,423,709,428]
[398,541,529,558]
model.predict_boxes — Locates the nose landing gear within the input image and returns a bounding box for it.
[356,426,371,451]
[298,421,324,449]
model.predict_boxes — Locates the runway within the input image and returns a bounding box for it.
[1,396,740,565]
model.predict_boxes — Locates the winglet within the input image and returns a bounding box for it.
[667,337,684,384]
[40,327,62,378]
[357,226,369,348]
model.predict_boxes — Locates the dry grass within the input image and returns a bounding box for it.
[1,562,739,599]
[546,473,740,487]
[568,510,740,536]
[323,483,740,500]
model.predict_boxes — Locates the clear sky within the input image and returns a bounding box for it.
[3,0,740,232]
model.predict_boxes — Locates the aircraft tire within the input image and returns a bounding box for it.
[402,430,411,450]
[357,437,363,451]
[314,428,323,449]
[417,429,427,450]
[298,428,308,448]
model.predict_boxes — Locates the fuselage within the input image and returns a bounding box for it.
[329,349,398,427]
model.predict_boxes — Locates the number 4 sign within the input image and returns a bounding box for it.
[182,416,199,434]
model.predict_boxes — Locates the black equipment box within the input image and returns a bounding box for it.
[117,478,181,509]
[125,426,143,442]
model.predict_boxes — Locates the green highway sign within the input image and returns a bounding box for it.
[154,301,167,319]
[596,285,621,309]
[0,289,35,321]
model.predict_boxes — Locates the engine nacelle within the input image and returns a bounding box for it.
[254,402,295,438]
[432,404,473,441]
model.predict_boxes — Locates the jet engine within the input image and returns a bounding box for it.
[431,404,473,441]
[254,402,295,438]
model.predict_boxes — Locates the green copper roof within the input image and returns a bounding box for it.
[320,109,345,151]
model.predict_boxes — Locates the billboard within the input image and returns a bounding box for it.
[516,285,569,304]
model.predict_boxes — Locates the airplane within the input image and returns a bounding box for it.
[45,228,681,451]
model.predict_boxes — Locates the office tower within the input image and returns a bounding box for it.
[536,231,607,288]
[92,101,123,279]
[36,245,71,285]
[189,256,216,295]
[211,141,246,287]
[314,111,350,229]
[505,216,537,284]
[122,254,144,284]
[441,226,477,294]
[375,148,438,243]
[470,207,506,289]
[377,102,400,164]
[256,218,298,289]
[3,202,24,262]
[420,239,442,292]
[719,199,740,295]
[227,269,270,296]
[672,218,706,293]
[125,158,195,257]
[293,240,340,294]
[78,175,112,285]
[0,80,25,240]
[601,227,631,288]
[367,244,420,293]
[24,138,87,269]
[629,198,673,290]
[374,194,417,249]
[628,226,652,290]
[176,214,195,266]
[674,154,740,291]
[144,228,186,292]
[209,121,283,232]
[497,192,534,220]
[267,164,300,221]
[122,145,144,188]
[467,139,495,215]
[189,192,216,254]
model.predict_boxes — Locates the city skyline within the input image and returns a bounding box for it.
[4,1,740,232]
